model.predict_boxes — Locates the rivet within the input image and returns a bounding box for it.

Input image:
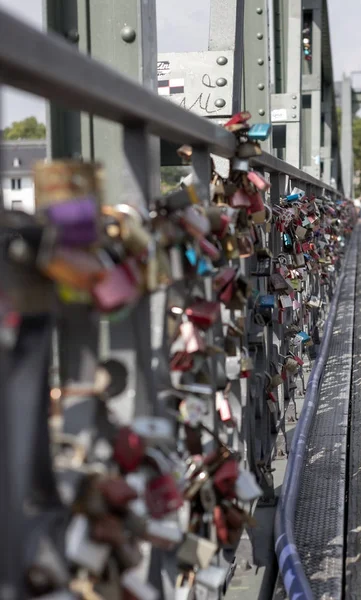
[216,56,228,66]
[216,77,228,87]
[215,98,226,108]
[292,114,297,119]
[121,26,136,43]
[259,109,265,116]
[292,95,297,100]
[66,29,79,43]
[256,8,263,14]
[258,58,264,65]
[292,105,297,109]
[258,83,265,90]
[257,33,264,40]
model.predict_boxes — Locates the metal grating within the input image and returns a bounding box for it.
[273,228,358,599]
[345,228,361,597]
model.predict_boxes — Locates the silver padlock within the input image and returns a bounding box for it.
[65,515,110,575]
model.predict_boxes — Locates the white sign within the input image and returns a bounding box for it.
[271,108,287,122]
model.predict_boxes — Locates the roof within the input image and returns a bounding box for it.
[0,139,46,177]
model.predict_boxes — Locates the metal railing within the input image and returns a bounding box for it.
[0,6,353,600]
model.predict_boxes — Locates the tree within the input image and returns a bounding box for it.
[3,116,46,140]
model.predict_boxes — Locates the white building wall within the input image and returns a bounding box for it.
[2,176,35,213]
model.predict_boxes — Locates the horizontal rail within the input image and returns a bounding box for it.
[0,9,235,158]
[0,8,342,196]
[251,153,341,196]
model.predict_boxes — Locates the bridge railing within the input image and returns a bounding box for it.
[0,7,353,599]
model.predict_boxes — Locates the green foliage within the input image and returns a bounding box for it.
[160,166,191,195]
[3,116,46,141]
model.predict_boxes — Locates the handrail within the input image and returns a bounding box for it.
[0,9,235,158]
[0,7,347,198]
[251,153,341,196]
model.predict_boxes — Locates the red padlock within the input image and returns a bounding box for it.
[213,505,229,546]
[213,460,239,497]
[96,476,138,508]
[113,426,145,473]
[145,474,183,519]
[185,300,221,330]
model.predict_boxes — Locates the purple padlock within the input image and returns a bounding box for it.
[47,196,98,246]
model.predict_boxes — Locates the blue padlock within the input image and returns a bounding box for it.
[247,123,272,142]
[185,248,212,276]
[259,295,275,308]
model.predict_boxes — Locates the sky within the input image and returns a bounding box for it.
[0,0,360,127]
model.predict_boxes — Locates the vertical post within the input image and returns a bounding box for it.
[43,0,82,159]
[77,0,160,206]
[243,0,272,152]
[341,75,354,198]
[284,0,302,167]
[209,0,245,115]
[322,84,333,185]
[302,0,322,179]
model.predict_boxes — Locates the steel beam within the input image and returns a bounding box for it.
[322,84,332,185]
[243,0,272,152]
[302,0,322,179]
[209,0,245,115]
[341,75,354,198]
[77,0,159,206]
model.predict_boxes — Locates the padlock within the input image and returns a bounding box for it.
[185,300,220,330]
[92,258,142,312]
[177,533,218,570]
[240,347,253,377]
[65,515,110,575]
[170,350,194,372]
[195,565,228,591]
[179,321,206,355]
[229,188,251,208]
[247,170,271,192]
[179,206,211,239]
[284,356,299,374]
[46,196,98,246]
[39,246,106,291]
[236,140,262,159]
[216,391,234,425]
[34,160,103,207]
[145,469,183,518]
[235,470,262,502]
[225,111,252,127]
[179,395,207,427]
[175,572,195,600]
[113,426,145,473]
[213,459,239,497]
[269,273,289,292]
[121,568,159,600]
[247,123,272,141]
[236,230,254,258]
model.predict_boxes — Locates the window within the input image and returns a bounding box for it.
[11,179,21,190]
[13,157,21,168]
[11,200,23,210]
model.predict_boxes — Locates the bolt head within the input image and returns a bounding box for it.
[292,114,297,119]
[216,56,228,66]
[258,58,264,66]
[257,33,264,40]
[215,98,226,108]
[66,29,79,44]
[121,26,136,43]
[292,95,297,100]
[258,109,265,116]
[256,7,263,14]
[258,83,265,90]
[291,105,297,109]
[216,77,227,87]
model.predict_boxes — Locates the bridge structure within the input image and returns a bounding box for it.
[0,1,360,599]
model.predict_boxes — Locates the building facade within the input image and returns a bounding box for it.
[0,139,46,213]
